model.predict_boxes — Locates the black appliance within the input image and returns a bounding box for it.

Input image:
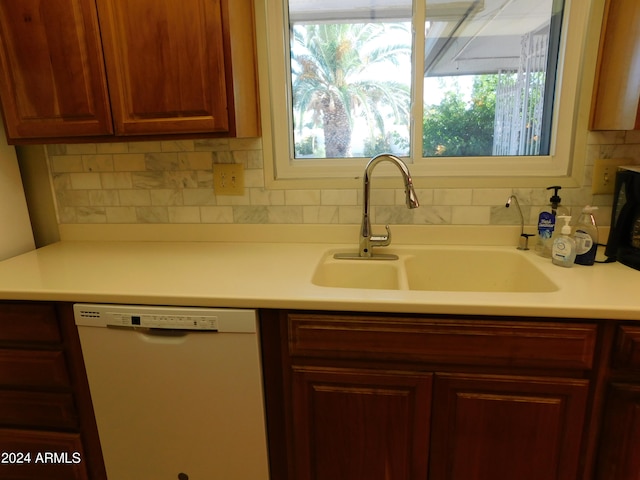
[606,166,640,270]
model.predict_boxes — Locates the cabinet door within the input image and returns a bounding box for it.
[590,0,640,130]
[292,366,432,480]
[97,0,232,135]
[429,373,589,480]
[595,383,640,480]
[0,0,113,140]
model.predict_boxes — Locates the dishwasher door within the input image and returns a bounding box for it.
[74,304,269,480]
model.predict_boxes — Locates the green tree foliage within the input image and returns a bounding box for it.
[423,75,498,157]
[291,23,411,158]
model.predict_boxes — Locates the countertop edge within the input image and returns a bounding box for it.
[0,240,636,322]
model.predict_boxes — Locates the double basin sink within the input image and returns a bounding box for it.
[312,246,559,293]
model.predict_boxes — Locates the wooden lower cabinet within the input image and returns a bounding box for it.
[260,310,598,480]
[595,383,640,480]
[0,302,105,480]
[292,366,432,480]
[0,430,87,480]
[429,373,589,480]
[593,325,640,480]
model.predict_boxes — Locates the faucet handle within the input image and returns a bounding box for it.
[370,224,392,247]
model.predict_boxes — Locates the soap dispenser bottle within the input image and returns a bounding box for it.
[574,205,599,266]
[552,216,576,267]
[536,186,570,258]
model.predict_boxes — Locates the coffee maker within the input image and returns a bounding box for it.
[605,166,640,270]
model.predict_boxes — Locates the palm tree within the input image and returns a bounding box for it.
[290,22,411,158]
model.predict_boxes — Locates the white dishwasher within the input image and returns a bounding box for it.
[74,304,270,480]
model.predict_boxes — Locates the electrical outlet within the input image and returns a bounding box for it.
[591,158,633,194]
[213,164,244,195]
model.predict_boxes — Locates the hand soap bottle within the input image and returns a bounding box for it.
[552,216,576,267]
[574,205,598,266]
[536,186,570,258]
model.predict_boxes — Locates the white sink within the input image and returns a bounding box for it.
[312,247,559,293]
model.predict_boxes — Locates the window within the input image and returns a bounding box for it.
[260,0,592,181]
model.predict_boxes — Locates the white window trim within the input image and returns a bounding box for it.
[254,0,601,190]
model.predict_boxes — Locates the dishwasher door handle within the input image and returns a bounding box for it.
[107,324,193,336]
[106,324,214,345]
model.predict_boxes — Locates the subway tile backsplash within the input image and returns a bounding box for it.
[48,133,640,227]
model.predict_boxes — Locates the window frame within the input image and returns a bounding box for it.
[255,0,599,189]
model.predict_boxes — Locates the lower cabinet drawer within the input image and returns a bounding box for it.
[288,313,597,370]
[0,429,88,480]
[0,350,70,388]
[0,303,61,344]
[0,391,78,430]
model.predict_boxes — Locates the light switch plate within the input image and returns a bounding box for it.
[591,158,632,194]
[213,164,244,195]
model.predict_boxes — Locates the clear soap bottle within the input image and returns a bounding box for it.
[536,186,570,258]
[552,216,576,267]
[574,205,598,266]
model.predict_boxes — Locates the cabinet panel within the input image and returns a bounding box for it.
[292,366,432,480]
[590,0,640,130]
[97,0,231,135]
[595,383,640,480]
[0,391,78,430]
[0,303,61,344]
[0,350,69,388]
[289,313,596,370]
[0,0,112,139]
[429,373,589,480]
[613,325,640,371]
[0,429,87,480]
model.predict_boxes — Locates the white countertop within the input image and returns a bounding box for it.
[0,235,638,321]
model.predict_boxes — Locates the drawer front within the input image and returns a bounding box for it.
[613,325,640,371]
[0,391,78,430]
[0,303,61,344]
[0,350,70,388]
[288,314,597,370]
[0,429,87,480]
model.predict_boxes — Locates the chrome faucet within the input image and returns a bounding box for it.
[506,194,534,250]
[336,153,419,260]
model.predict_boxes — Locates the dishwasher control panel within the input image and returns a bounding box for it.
[109,312,218,330]
[74,304,257,333]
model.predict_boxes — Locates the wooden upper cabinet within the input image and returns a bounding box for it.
[96,0,232,136]
[590,0,640,130]
[0,0,113,139]
[0,0,258,142]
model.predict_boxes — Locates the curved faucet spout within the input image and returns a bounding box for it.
[506,194,533,250]
[359,154,419,258]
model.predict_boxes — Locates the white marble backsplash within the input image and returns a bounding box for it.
[47,132,640,227]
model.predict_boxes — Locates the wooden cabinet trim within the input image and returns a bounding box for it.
[56,302,107,480]
[288,313,597,370]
